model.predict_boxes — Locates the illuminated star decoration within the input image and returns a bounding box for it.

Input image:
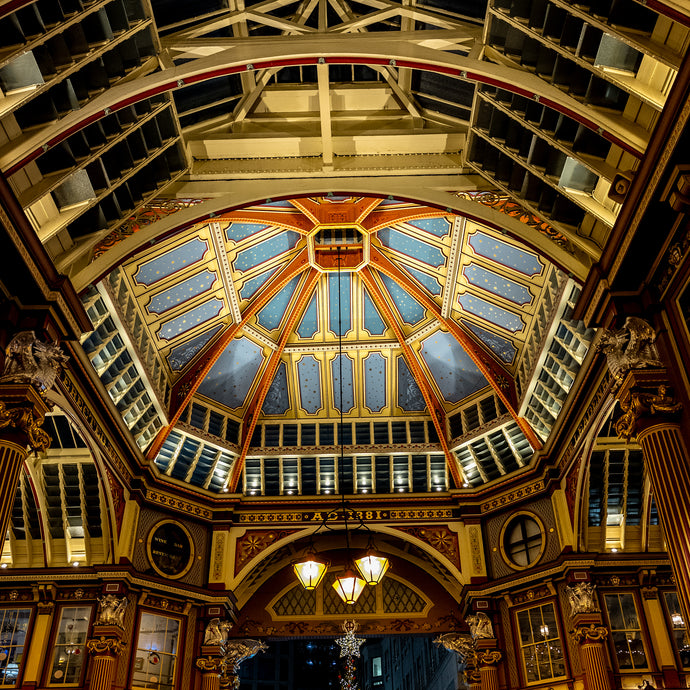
[336,620,364,658]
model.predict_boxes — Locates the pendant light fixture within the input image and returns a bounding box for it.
[292,543,329,590]
[293,241,389,604]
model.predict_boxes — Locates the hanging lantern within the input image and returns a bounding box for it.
[354,549,390,585]
[333,567,366,604]
[293,549,329,590]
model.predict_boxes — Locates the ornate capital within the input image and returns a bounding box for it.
[572,624,609,644]
[87,636,127,656]
[196,656,223,673]
[614,383,682,441]
[476,650,502,666]
[0,399,50,452]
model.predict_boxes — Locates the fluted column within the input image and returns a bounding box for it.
[86,625,126,690]
[613,369,690,627]
[476,649,502,690]
[0,383,50,540]
[197,645,223,690]
[570,616,611,690]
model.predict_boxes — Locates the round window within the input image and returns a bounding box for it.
[502,514,544,569]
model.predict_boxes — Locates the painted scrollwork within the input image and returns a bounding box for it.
[0,401,50,453]
[565,582,599,616]
[87,636,126,656]
[571,624,609,644]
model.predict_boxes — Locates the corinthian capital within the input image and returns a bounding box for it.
[572,624,609,644]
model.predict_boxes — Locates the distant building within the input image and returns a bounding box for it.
[360,636,459,690]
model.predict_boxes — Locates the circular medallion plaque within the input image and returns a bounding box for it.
[146,520,194,579]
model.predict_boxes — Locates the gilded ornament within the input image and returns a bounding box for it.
[0,401,50,453]
[566,582,599,616]
[476,650,502,666]
[597,317,662,383]
[466,612,494,639]
[87,636,126,656]
[614,385,682,441]
[0,331,67,392]
[196,656,223,672]
[572,624,609,643]
[95,594,128,628]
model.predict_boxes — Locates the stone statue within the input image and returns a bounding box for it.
[204,618,232,646]
[434,633,475,661]
[95,594,128,627]
[466,612,494,639]
[566,582,598,615]
[597,317,663,382]
[0,331,67,392]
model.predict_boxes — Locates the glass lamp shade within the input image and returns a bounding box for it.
[333,568,366,604]
[293,552,329,590]
[354,550,390,585]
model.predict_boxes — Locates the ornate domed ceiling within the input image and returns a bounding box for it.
[81,194,593,497]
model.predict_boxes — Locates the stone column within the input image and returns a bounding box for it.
[196,645,223,690]
[0,383,50,540]
[612,369,690,626]
[86,625,126,690]
[570,614,611,690]
[476,646,502,690]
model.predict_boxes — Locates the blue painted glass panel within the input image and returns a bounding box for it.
[234,231,301,272]
[468,231,542,276]
[463,263,532,305]
[297,292,319,338]
[381,274,426,325]
[226,222,269,243]
[463,320,517,364]
[148,269,217,314]
[168,325,222,371]
[239,267,278,301]
[331,354,354,413]
[407,217,451,237]
[297,355,322,414]
[159,298,224,340]
[198,337,264,409]
[458,294,524,332]
[257,276,300,331]
[363,290,386,335]
[401,263,442,295]
[364,352,386,412]
[397,357,426,411]
[328,273,351,336]
[377,227,444,267]
[262,361,290,415]
[134,238,208,286]
[421,331,488,403]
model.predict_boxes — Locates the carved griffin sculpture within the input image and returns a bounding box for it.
[1,331,67,392]
[597,317,662,382]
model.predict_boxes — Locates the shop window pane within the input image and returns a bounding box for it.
[604,593,648,669]
[665,592,690,668]
[516,603,566,683]
[132,613,179,690]
[0,608,31,686]
[50,606,91,685]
